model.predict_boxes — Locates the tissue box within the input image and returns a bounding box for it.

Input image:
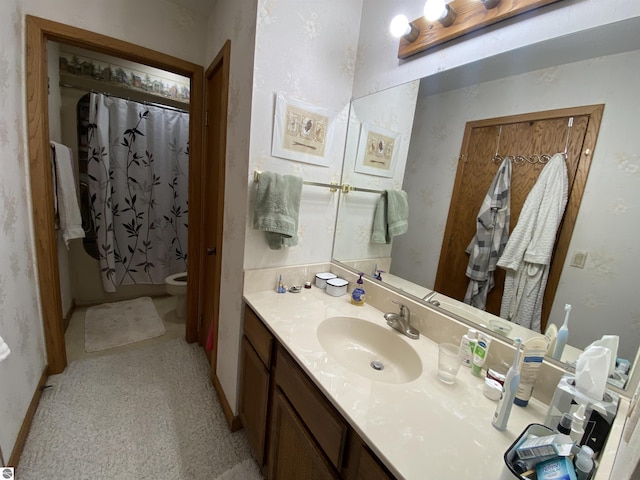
[544,374,619,456]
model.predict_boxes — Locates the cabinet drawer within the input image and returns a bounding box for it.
[244,304,273,367]
[275,345,348,471]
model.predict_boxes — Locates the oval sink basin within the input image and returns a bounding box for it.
[317,316,422,384]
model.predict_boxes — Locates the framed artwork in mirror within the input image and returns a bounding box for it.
[271,92,336,167]
[354,123,401,178]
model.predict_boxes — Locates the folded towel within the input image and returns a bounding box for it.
[51,141,85,247]
[371,189,409,244]
[253,172,303,250]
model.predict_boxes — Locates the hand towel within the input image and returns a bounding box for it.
[253,172,303,250]
[371,189,409,244]
[51,141,85,247]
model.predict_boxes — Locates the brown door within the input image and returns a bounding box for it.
[435,105,603,331]
[199,41,230,366]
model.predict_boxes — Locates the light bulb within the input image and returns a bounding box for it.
[390,14,410,38]
[424,0,446,22]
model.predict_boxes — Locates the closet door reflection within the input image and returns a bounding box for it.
[434,106,603,331]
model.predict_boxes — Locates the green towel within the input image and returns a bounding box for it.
[371,189,409,244]
[253,172,303,250]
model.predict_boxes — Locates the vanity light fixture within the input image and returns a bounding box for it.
[389,14,420,42]
[424,0,457,28]
[395,0,564,59]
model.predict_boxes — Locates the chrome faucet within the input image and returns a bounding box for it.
[384,300,420,339]
[422,291,440,306]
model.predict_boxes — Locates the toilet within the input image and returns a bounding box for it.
[165,273,187,320]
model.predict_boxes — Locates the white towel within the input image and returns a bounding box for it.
[51,142,85,247]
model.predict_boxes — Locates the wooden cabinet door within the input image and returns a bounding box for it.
[239,336,270,466]
[268,389,338,480]
[356,446,394,480]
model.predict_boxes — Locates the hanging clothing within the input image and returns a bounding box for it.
[88,93,190,293]
[464,158,512,310]
[497,153,568,332]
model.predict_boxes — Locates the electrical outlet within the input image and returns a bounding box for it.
[570,251,587,268]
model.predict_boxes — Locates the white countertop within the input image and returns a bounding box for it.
[244,287,551,479]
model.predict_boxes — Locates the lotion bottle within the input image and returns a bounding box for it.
[552,304,572,360]
[514,336,549,407]
[492,338,522,431]
[459,328,477,367]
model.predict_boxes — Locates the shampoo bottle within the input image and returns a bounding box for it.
[492,338,522,431]
[552,304,572,360]
[459,328,477,367]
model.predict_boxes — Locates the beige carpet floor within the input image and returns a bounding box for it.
[84,297,166,352]
[18,338,263,480]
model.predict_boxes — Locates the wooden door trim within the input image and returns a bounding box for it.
[435,104,604,331]
[25,15,204,373]
[202,41,230,373]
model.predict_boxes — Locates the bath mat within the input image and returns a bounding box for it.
[84,297,166,352]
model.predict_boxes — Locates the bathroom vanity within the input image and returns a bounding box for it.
[241,284,552,479]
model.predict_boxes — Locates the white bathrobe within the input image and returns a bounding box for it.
[497,153,568,332]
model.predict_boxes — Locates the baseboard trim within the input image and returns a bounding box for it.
[211,371,242,432]
[9,365,49,467]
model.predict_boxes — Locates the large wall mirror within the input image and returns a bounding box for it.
[333,20,640,392]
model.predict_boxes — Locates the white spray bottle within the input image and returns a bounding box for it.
[492,338,522,431]
[552,304,572,360]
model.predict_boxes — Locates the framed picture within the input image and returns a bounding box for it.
[354,123,401,178]
[271,92,336,167]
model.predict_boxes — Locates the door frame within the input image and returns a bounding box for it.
[25,15,204,374]
[200,41,230,367]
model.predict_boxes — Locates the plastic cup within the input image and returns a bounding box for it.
[438,343,462,384]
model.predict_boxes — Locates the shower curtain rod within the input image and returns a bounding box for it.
[59,82,189,114]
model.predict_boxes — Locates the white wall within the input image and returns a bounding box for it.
[353,0,640,97]
[391,49,640,360]
[0,0,207,460]
[244,0,363,270]
[206,0,363,413]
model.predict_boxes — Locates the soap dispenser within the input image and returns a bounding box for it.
[351,273,366,306]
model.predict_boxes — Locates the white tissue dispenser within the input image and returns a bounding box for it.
[544,374,619,456]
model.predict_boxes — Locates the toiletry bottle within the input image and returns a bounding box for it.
[492,338,522,431]
[471,333,491,377]
[552,304,572,360]
[351,273,366,306]
[514,336,550,407]
[459,328,477,367]
[574,445,595,480]
[570,403,587,445]
[556,412,573,443]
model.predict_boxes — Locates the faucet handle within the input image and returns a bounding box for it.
[392,300,410,318]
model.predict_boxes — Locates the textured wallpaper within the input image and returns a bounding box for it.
[244,0,363,270]
[0,0,47,460]
[390,49,640,361]
[0,0,208,459]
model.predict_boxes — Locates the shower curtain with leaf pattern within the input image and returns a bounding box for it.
[88,93,189,293]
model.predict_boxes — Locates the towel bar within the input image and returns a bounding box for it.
[253,170,384,195]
